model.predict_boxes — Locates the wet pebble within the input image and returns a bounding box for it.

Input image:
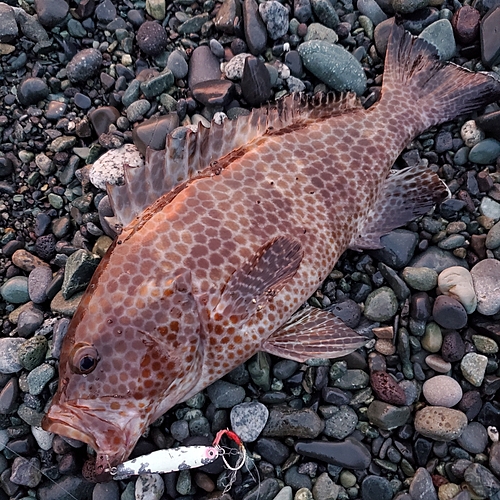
[441,330,465,363]
[361,475,393,500]
[363,287,398,322]
[61,250,100,300]
[367,401,411,430]
[323,405,358,439]
[17,336,48,371]
[0,338,25,374]
[263,407,323,438]
[259,1,289,40]
[460,352,487,387]
[418,19,456,61]
[409,467,437,500]
[414,406,467,441]
[28,266,53,304]
[27,363,55,395]
[470,258,500,315]
[136,21,168,56]
[295,437,371,469]
[66,48,103,83]
[230,401,269,442]
[167,50,188,79]
[422,375,462,407]
[243,0,268,55]
[464,463,500,499]
[469,138,500,164]
[401,267,437,291]
[424,354,451,373]
[17,77,49,106]
[480,6,500,67]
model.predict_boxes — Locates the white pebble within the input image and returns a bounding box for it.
[90,144,144,191]
[422,375,462,407]
[437,266,477,314]
[224,53,251,80]
[31,426,54,451]
[461,120,485,147]
[135,473,164,500]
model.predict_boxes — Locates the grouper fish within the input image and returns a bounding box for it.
[42,25,500,477]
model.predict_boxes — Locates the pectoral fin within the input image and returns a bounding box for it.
[215,236,303,322]
[262,305,367,362]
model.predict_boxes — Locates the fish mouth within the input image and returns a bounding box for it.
[42,401,141,469]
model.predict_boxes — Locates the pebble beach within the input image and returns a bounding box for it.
[1,0,500,499]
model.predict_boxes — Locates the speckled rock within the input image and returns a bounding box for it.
[136,21,168,56]
[66,48,103,83]
[363,287,398,322]
[61,249,100,300]
[17,336,48,371]
[414,406,468,441]
[461,119,484,147]
[263,407,324,438]
[298,40,367,95]
[28,265,53,304]
[422,375,462,407]
[432,295,468,330]
[464,463,500,499]
[367,400,411,430]
[370,371,406,405]
[401,267,438,291]
[460,352,487,387]
[441,330,465,363]
[470,258,500,315]
[230,401,269,442]
[258,1,289,40]
[0,338,25,374]
[135,473,164,500]
[437,266,477,314]
[409,467,438,500]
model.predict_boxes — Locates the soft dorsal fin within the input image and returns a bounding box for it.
[214,236,303,322]
[262,305,367,362]
[348,166,449,251]
[107,92,362,229]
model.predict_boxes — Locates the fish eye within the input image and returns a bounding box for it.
[70,344,99,375]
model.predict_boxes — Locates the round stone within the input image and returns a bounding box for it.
[421,322,442,353]
[418,19,456,61]
[0,276,29,304]
[34,0,69,27]
[470,258,500,315]
[363,287,398,322]
[469,138,500,164]
[414,406,468,441]
[457,422,488,454]
[441,330,465,363]
[230,401,269,442]
[361,476,394,500]
[401,266,438,291]
[422,375,462,407]
[136,21,168,56]
[206,380,245,408]
[17,336,48,371]
[17,77,49,106]
[167,50,188,79]
[66,48,103,83]
[323,405,358,439]
[432,295,468,330]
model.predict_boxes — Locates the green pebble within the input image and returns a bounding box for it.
[472,335,499,354]
[363,286,398,322]
[17,336,48,371]
[0,276,29,304]
[340,471,357,488]
[421,322,442,353]
[47,193,64,209]
[27,363,55,395]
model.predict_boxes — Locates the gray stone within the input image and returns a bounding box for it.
[18,77,49,106]
[480,196,500,220]
[323,405,358,439]
[408,467,438,500]
[126,99,151,122]
[206,380,245,408]
[401,267,438,291]
[392,0,429,13]
[28,265,52,304]
[61,249,100,300]
[372,229,419,269]
[304,23,338,44]
[230,401,269,442]
[167,50,188,79]
[10,456,42,488]
[363,287,398,322]
[457,422,488,454]
[0,4,18,42]
[263,407,324,438]
[66,48,103,83]
[469,138,500,164]
[135,473,164,500]
[0,276,29,304]
[259,1,289,40]
[310,0,338,28]
[178,13,210,35]
[361,476,393,500]
[298,40,367,95]
[460,352,487,387]
[27,363,55,395]
[357,0,387,25]
[409,246,467,273]
[0,338,25,374]
[464,463,500,498]
[313,473,340,500]
[17,335,48,371]
[367,401,411,430]
[418,19,456,60]
[486,220,500,249]
[471,258,500,315]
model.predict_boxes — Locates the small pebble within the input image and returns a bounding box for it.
[437,266,477,314]
[422,375,462,407]
[230,401,269,442]
[460,352,488,387]
[414,406,468,441]
[432,295,468,330]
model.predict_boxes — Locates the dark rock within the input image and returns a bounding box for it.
[215,0,242,34]
[452,6,480,45]
[481,6,500,67]
[476,110,500,142]
[0,3,18,42]
[17,78,49,106]
[432,295,468,330]
[409,467,438,500]
[206,380,245,408]
[441,330,465,363]
[95,0,116,23]
[328,299,361,328]
[367,401,411,430]
[284,465,312,491]
[414,437,432,467]
[136,21,168,56]
[295,437,371,469]
[243,0,268,55]
[35,234,56,260]
[241,56,271,106]
[242,478,280,500]
[192,80,235,107]
[464,463,500,498]
[458,390,482,420]
[254,437,289,465]
[132,114,179,155]
[370,229,418,269]
[370,371,406,405]
[74,0,95,19]
[66,48,103,83]
[0,378,18,414]
[188,45,222,89]
[38,474,93,500]
[410,292,432,321]
[361,475,394,500]
[89,106,120,136]
[34,0,69,27]
[457,422,488,454]
[263,407,324,438]
[73,92,91,109]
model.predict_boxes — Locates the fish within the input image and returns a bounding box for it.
[42,24,500,479]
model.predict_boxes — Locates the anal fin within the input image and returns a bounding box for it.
[349,166,449,251]
[262,305,367,362]
[214,236,303,322]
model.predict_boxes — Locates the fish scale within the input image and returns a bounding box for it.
[42,25,500,479]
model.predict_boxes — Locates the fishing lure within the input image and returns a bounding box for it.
[109,429,245,481]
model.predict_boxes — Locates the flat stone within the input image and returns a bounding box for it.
[422,375,462,407]
[263,407,324,438]
[61,249,100,300]
[469,138,500,164]
[241,56,271,106]
[480,196,500,221]
[464,463,500,498]
[243,0,267,55]
[192,79,235,107]
[470,258,500,315]
[481,6,500,67]
[304,22,338,44]
[132,114,179,155]
[167,50,188,79]
[409,467,438,500]
[363,287,398,322]
[298,40,367,95]
[66,48,103,83]
[0,276,29,304]
[409,246,467,273]
[401,267,437,291]
[295,437,371,469]
[414,406,467,441]
[188,45,221,88]
[323,405,358,439]
[361,476,393,500]
[457,422,488,454]
[367,401,411,430]
[206,380,245,408]
[418,19,456,61]
[424,354,451,373]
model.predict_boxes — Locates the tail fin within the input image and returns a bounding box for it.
[382,24,500,130]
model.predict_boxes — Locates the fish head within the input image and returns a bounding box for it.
[43,262,205,470]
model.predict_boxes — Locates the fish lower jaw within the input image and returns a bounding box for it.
[43,418,97,450]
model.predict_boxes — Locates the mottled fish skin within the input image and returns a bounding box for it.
[42,25,500,474]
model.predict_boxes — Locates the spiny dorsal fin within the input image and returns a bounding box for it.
[108,92,362,229]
